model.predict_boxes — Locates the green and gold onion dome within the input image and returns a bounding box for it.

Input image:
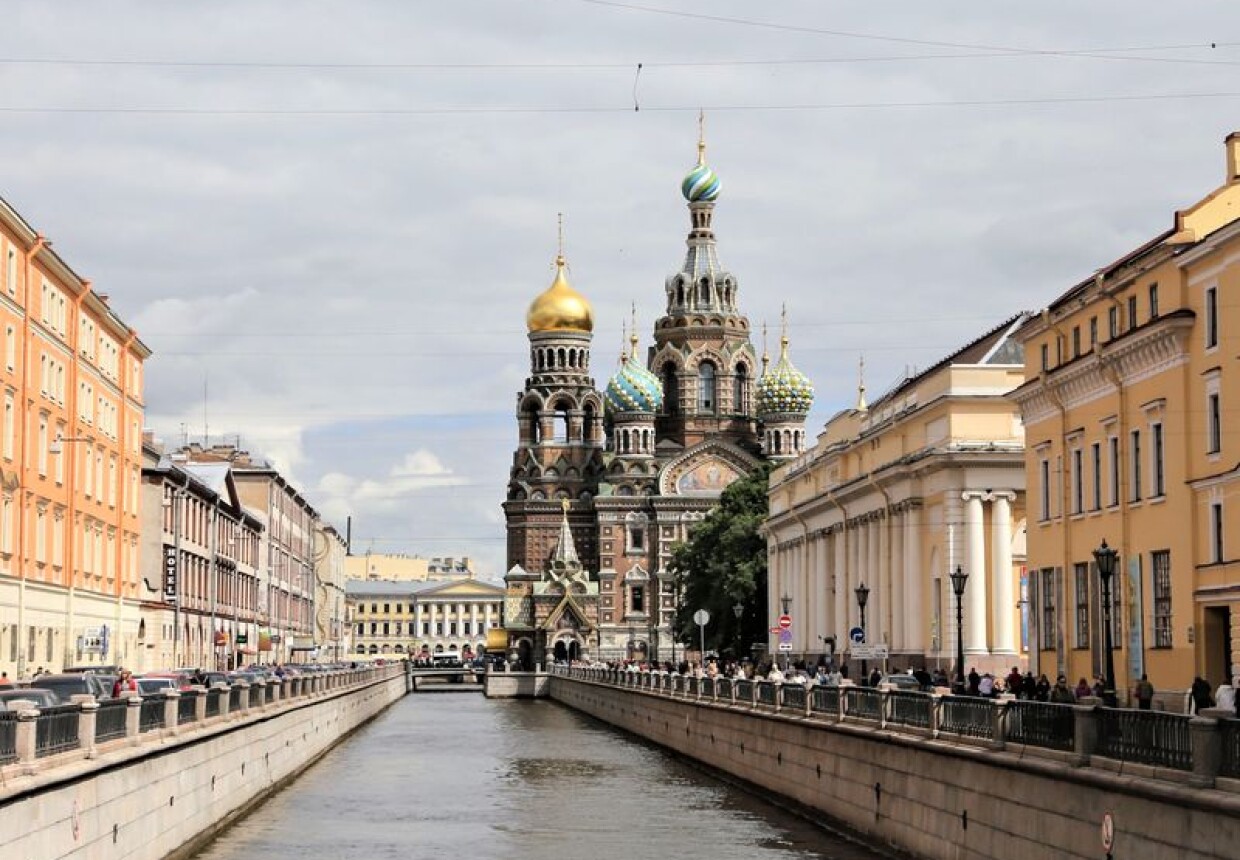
[605,335,664,414]
[757,335,814,416]
[527,254,594,333]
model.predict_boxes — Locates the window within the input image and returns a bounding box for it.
[5,247,14,295]
[630,525,645,551]
[463,622,471,635]
[1071,448,1083,514]
[1091,442,1102,511]
[661,362,678,416]
[1039,457,1051,521]
[1040,343,1049,371]
[1073,563,1090,649]
[1039,568,1056,650]
[1089,317,1098,349]
[1148,283,1159,320]
[4,325,13,372]
[1130,429,1142,501]
[1151,550,1172,648]
[1212,502,1225,563]
[1071,327,1081,358]
[1127,295,1137,331]
[734,365,749,414]
[1108,305,1119,339]
[1108,435,1120,507]
[1208,392,1222,454]
[449,622,457,636]
[1152,422,1164,497]
[1205,286,1219,349]
[631,585,645,613]
[697,362,716,412]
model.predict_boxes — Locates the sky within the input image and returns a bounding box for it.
[1,1,1237,577]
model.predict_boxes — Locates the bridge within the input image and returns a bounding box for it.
[407,666,486,691]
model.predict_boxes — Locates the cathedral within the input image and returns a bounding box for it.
[501,127,815,668]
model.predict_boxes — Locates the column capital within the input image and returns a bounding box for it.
[988,490,1017,503]
[961,490,988,502]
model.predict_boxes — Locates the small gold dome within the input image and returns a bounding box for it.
[526,255,594,333]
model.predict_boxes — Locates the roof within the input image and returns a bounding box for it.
[345,578,504,598]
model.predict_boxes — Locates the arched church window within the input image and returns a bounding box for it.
[676,283,685,307]
[552,401,570,442]
[631,585,645,613]
[698,362,717,413]
[699,279,711,306]
[557,348,567,368]
[662,362,679,416]
[734,364,749,414]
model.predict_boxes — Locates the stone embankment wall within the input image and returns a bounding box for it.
[551,676,1240,860]
[0,667,406,860]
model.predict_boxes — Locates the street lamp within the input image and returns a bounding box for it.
[1093,539,1119,707]
[949,566,968,691]
[855,583,870,682]
[733,601,744,660]
[780,592,791,615]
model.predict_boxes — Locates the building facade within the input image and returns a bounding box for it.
[345,578,504,660]
[0,195,151,679]
[140,439,264,671]
[502,128,814,667]
[767,319,1028,676]
[1011,133,1240,702]
[313,524,348,663]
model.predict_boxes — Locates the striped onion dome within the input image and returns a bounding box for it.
[605,339,663,414]
[681,161,721,202]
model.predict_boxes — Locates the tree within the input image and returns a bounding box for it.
[668,464,770,660]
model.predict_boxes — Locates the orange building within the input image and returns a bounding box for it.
[0,196,150,678]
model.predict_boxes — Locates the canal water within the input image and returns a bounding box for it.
[195,691,893,860]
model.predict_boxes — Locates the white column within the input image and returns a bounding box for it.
[963,492,988,654]
[991,492,1017,655]
[903,506,924,654]
[813,534,828,653]
[869,517,882,644]
[833,530,847,645]
[890,509,905,652]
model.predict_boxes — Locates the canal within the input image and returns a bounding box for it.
[195,691,895,860]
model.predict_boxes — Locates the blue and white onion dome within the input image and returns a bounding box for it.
[605,340,664,414]
[681,156,721,202]
[756,336,814,416]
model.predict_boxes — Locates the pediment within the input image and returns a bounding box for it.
[658,440,761,497]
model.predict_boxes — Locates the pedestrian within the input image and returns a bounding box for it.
[1134,673,1155,710]
[1051,675,1076,704]
[1074,677,1092,700]
[112,669,137,698]
[0,671,10,687]
[978,673,994,697]
[868,667,882,687]
[1188,676,1214,714]
[1006,666,1024,699]
[967,667,981,696]
[1021,671,1037,700]
[1035,673,1051,702]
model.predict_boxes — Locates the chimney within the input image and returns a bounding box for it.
[1227,132,1240,184]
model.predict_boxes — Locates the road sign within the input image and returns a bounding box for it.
[693,609,711,626]
[849,626,865,644]
[1101,812,1114,852]
[778,614,792,630]
[851,643,889,660]
[778,642,793,652]
[778,628,793,644]
[769,626,783,634]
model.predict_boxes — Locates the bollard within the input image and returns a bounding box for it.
[15,707,38,770]
[215,683,231,718]
[78,699,99,759]
[990,699,1010,751]
[773,683,782,715]
[929,693,942,738]
[1190,709,1227,788]
[164,691,181,733]
[236,681,252,714]
[125,694,142,739]
[191,686,208,722]
[804,684,813,719]
[1071,704,1100,767]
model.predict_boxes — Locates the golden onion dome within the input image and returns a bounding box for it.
[526,255,594,333]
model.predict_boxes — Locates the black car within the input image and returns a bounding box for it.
[30,673,111,703]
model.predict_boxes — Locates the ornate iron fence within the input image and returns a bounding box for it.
[205,689,223,718]
[735,679,754,702]
[139,697,165,733]
[178,692,199,725]
[845,687,884,721]
[228,686,243,712]
[782,684,807,710]
[756,682,777,708]
[701,678,716,698]
[35,704,82,757]
[95,699,129,743]
[1006,701,1074,751]
[1220,719,1240,779]
[887,691,933,729]
[716,678,733,700]
[0,711,17,764]
[811,686,840,715]
[1096,708,1192,770]
[939,696,993,740]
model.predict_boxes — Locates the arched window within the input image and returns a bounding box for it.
[734,364,749,414]
[552,400,570,442]
[698,362,717,413]
[662,362,679,416]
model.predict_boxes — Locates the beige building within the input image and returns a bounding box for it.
[0,195,151,679]
[345,577,503,659]
[343,553,476,582]
[313,524,348,662]
[1011,133,1240,701]
[767,317,1029,676]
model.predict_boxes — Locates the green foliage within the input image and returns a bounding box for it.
[668,464,771,658]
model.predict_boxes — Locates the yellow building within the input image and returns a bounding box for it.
[767,318,1028,676]
[345,578,503,660]
[1010,132,1240,704]
[0,196,150,678]
[343,552,476,582]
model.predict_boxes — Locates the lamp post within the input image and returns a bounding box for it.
[947,565,967,693]
[732,601,744,660]
[1093,539,1119,707]
[855,582,870,682]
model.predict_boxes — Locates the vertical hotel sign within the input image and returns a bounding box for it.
[163,545,178,604]
[1127,554,1144,683]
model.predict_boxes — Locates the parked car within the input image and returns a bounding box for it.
[62,665,122,675]
[875,673,924,691]
[135,677,177,696]
[139,671,194,691]
[29,673,110,703]
[0,687,60,708]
